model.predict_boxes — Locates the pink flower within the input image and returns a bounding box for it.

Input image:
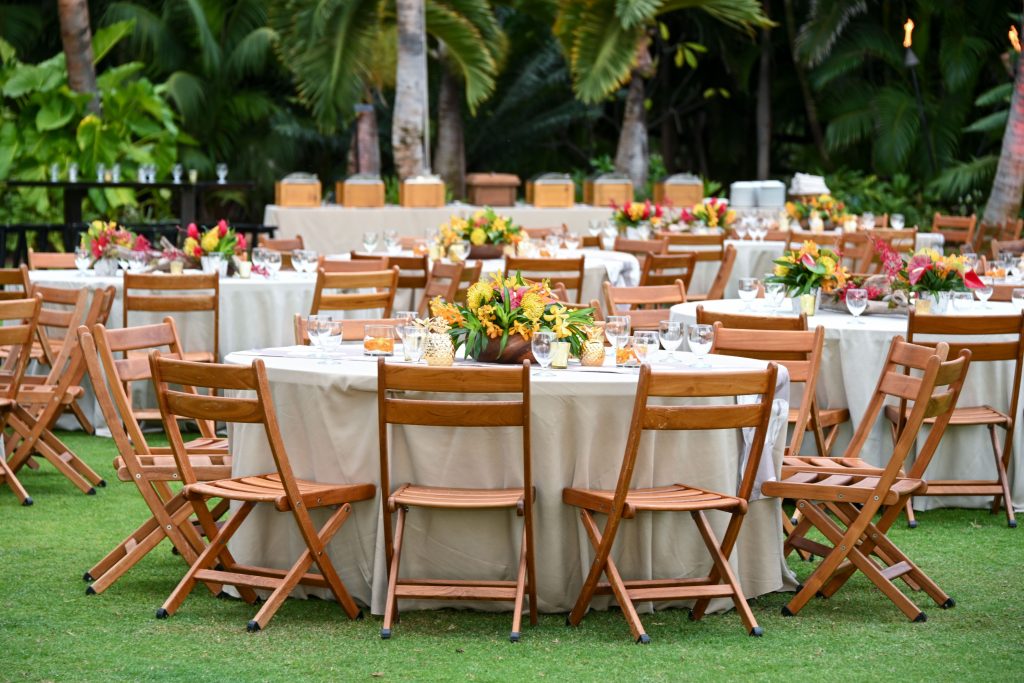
[800,253,816,269]
[907,255,933,285]
[187,223,199,239]
[236,232,247,252]
[134,234,151,252]
[962,269,984,289]
[217,219,228,237]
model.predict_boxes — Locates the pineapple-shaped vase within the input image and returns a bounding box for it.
[424,332,455,366]
[579,325,606,367]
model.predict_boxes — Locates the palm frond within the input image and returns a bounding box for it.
[928,155,999,200]
[964,110,1009,135]
[872,86,920,173]
[101,3,185,72]
[795,0,867,66]
[615,0,663,29]
[426,1,502,112]
[938,33,989,91]
[163,70,208,124]
[824,107,873,152]
[975,82,1013,107]
[224,26,277,82]
[183,0,223,75]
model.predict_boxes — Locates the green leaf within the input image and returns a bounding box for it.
[35,94,76,131]
[0,121,19,178]
[674,46,684,68]
[92,19,136,65]
[963,110,1008,135]
[658,22,669,41]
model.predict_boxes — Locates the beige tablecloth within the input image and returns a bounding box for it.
[224,347,796,615]
[672,298,1024,512]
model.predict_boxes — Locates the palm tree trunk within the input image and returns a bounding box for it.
[983,50,1024,226]
[354,102,381,175]
[393,0,427,178]
[615,43,653,194]
[755,9,772,179]
[783,0,829,167]
[435,56,465,199]
[57,0,100,115]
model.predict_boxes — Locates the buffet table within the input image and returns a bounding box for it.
[672,299,1024,511]
[223,346,796,615]
[263,204,613,254]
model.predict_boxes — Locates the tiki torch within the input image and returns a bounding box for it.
[903,19,937,174]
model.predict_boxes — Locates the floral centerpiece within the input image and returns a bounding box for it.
[785,194,849,227]
[435,207,523,259]
[181,219,247,275]
[80,220,152,275]
[767,240,849,314]
[680,197,735,231]
[610,199,666,233]
[429,272,594,362]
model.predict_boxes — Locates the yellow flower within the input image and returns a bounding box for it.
[430,297,464,326]
[774,263,790,277]
[476,305,502,338]
[492,216,507,233]
[543,304,571,338]
[513,319,538,340]
[472,210,485,222]
[201,227,220,252]
[820,255,836,276]
[520,292,546,322]
[183,236,200,257]
[466,281,493,311]
[470,227,487,245]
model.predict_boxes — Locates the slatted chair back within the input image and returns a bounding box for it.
[294,313,408,344]
[838,232,874,273]
[123,272,220,362]
[504,256,586,303]
[932,212,977,248]
[550,284,605,319]
[27,249,76,270]
[867,227,918,254]
[711,324,824,456]
[581,235,601,248]
[0,266,30,302]
[785,230,840,253]
[29,285,89,368]
[0,296,43,505]
[640,252,696,289]
[376,359,535,640]
[612,237,668,259]
[687,244,737,301]
[998,219,1024,242]
[455,259,483,304]
[522,227,554,239]
[660,232,725,254]
[696,305,808,334]
[416,261,464,316]
[379,254,430,290]
[321,256,389,273]
[603,280,686,330]
[991,238,1024,258]
[311,266,399,317]
[259,235,304,252]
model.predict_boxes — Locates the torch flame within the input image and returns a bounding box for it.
[1011,26,1021,53]
[903,18,914,48]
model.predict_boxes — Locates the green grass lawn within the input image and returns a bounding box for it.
[1,432,1022,682]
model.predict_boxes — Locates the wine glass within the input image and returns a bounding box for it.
[564,234,581,251]
[658,320,684,362]
[764,282,785,314]
[216,162,228,183]
[605,315,630,347]
[74,246,91,276]
[393,310,417,344]
[172,164,183,183]
[976,277,994,309]
[306,314,329,360]
[362,231,379,253]
[449,240,469,262]
[860,212,875,229]
[264,250,282,278]
[128,250,148,274]
[319,319,343,362]
[402,325,425,362]
[587,220,602,238]
[845,288,868,324]
[384,230,401,255]
[531,331,555,376]
[251,247,268,275]
[545,234,562,253]
[890,213,905,230]
[633,331,659,364]
[737,277,758,311]
[962,251,978,273]
[734,218,749,241]
[1013,288,1024,311]
[688,323,714,368]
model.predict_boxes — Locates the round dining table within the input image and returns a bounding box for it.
[672,298,1024,512]
[223,344,796,615]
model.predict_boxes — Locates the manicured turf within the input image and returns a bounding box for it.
[1,432,1022,681]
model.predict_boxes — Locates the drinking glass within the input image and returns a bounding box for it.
[68,163,79,182]
[402,325,425,362]
[587,220,602,237]
[737,277,758,310]
[201,251,223,275]
[615,335,637,367]
[688,323,714,368]
[976,277,994,309]
[393,311,417,343]
[291,249,308,273]
[319,319,343,361]
[734,219,749,241]
[890,213,905,230]
[128,250,148,274]
[605,315,630,347]
[765,282,785,313]
[658,320,684,362]
[952,291,974,312]
[860,212,875,229]
[364,325,395,356]
[1013,288,1024,311]
[634,331,659,364]
[384,230,401,255]
[362,231,379,253]
[306,314,330,360]
[962,250,978,272]
[216,163,228,183]
[251,247,268,274]
[531,331,555,375]
[636,222,652,241]
[263,250,282,278]
[545,234,562,253]
[74,246,91,276]
[845,288,868,324]
[111,163,121,183]
[448,240,469,262]
[564,234,581,251]
[49,163,60,182]
[96,163,106,183]
[172,164,183,183]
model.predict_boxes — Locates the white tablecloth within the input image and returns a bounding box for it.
[224,346,795,615]
[264,203,615,254]
[684,233,945,299]
[672,298,1023,512]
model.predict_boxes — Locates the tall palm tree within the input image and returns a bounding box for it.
[554,0,770,192]
[394,0,427,177]
[983,47,1024,226]
[57,0,99,114]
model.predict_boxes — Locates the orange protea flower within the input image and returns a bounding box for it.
[429,297,464,326]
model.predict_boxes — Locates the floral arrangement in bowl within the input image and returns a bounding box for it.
[785,194,849,225]
[429,272,594,362]
[80,220,150,261]
[680,197,735,230]
[768,240,849,297]
[611,199,666,231]
[181,219,247,259]
[435,207,523,258]
[903,247,983,294]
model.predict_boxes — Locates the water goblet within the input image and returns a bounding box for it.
[765,282,785,314]
[291,249,309,273]
[545,234,562,253]
[975,277,994,309]
[251,247,268,274]
[393,310,417,344]
[688,323,714,368]
[128,250,149,274]
[634,331,659,364]
[860,212,875,229]
[890,213,905,230]
[1013,288,1024,312]
[49,163,60,182]
[68,162,78,182]
[962,251,978,273]
[319,319,343,362]
[531,331,555,376]
[362,231,379,253]
[564,234,581,251]
[737,277,758,311]
[384,230,401,255]
[74,246,91,276]
[111,163,121,183]
[402,325,425,362]
[216,163,228,183]
[96,163,106,183]
[306,314,330,360]
[734,219,749,241]
[658,320,684,362]
[587,220,602,238]
[604,315,630,347]
[172,164,183,183]
[263,249,282,278]
[845,288,868,324]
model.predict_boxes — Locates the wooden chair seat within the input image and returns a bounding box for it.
[781,455,902,477]
[391,483,526,510]
[763,472,925,507]
[185,473,375,513]
[563,483,744,519]
[883,403,1008,427]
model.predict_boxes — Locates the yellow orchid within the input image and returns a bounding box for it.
[543,304,571,338]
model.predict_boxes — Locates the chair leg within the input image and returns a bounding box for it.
[0,457,32,505]
[782,509,812,561]
[6,407,104,493]
[510,524,528,642]
[689,511,761,636]
[68,399,95,435]
[381,506,406,639]
[988,426,1017,528]
[576,509,648,643]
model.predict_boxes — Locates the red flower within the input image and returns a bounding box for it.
[800,253,817,269]
[187,223,199,239]
[654,204,664,218]
[217,219,228,237]
[962,268,984,289]
[133,234,151,252]
[236,232,247,252]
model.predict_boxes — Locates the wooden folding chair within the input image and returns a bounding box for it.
[151,354,375,631]
[417,261,464,315]
[522,227,554,239]
[259,235,304,252]
[932,213,977,250]
[504,256,586,303]
[603,281,686,330]
[660,232,725,252]
[0,266,30,301]
[79,321,230,595]
[0,296,42,505]
[455,260,484,304]
[685,245,737,302]
[323,256,389,272]
[379,254,430,292]
[639,252,696,289]
[564,363,779,642]
[837,232,874,274]
[612,237,668,260]
[310,267,399,317]
[27,249,76,270]
[581,235,601,249]
[123,272,220,363]
[293,314,407,344]
[997,219,1023,243]
[785,231,840,253]
[765,339,970,621]
[991,238,1024,258]
[377,360,536,642]
[884,311,1023,527]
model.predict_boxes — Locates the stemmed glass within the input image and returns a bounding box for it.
[362,231,379,253]
[737,277,758,311]
[975,277,994,309]
[393,310,417,346]
[306,314,330,361]
[633,331,659,364]
[764,282,785,314]
[890,213,905,230]
[545,234,562,254]
[688,323,714,368]
[734,219,749,241]
[74,246,91,276]
[845,288,868,325]
[604,315,630,348]
[587,220,602,238]
[531,330,555,376]
[563,233,581,251]
[251,247,268,275]
[263,250,282,278]
[962,250,978,273]
[384,230,401,255]
[291,249,315,273]
[128,250,148,274]
[216,163,228,183]
[658,320,684,362]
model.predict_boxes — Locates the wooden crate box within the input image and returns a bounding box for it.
[527,175,574,208]
[400,178,445,207]
[654,178,703,208]
[466,172,520,206]
[338,178,385,207]
[274,180,321,207]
